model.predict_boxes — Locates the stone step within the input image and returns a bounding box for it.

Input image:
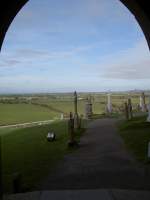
[3,189,150,200]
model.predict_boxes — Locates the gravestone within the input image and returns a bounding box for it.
[107,93,112,113]
[85,97,93,119]
[60,113,64,120]
[140,92,147,112]
[137,104,141,112]
[74,91,79,129]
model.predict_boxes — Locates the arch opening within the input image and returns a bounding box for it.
[1,0,150,196]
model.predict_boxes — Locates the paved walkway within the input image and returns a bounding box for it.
[38,118,150,190]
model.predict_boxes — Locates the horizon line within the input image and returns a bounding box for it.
[0,89,149,95]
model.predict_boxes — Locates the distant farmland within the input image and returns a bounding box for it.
[0,92,149,125]
[0,103,58,126]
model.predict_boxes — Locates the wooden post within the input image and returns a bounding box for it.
[68,112,78,147]
[68,112,74,146]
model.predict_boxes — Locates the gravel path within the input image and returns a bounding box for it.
[38,118,150,190]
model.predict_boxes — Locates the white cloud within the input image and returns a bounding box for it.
[97,38,150,80]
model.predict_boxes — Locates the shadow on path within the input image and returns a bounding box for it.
[37,118,150,190]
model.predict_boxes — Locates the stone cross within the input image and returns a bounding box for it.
[74,91,79,129]
[147,96,150,122]
[107,93,112,113]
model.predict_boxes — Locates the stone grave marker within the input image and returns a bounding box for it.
[73,91,79,129]
[107,93,112,114]
[140,92,147,112]
[60,113,64,120]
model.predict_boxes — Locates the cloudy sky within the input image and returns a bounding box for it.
[0,0,150,93]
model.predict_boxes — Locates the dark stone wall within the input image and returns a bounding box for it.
[0,0,150,50]
[121,0,150,49]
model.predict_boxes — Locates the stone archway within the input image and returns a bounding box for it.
[0,0,150,51]
[0,1,150,197]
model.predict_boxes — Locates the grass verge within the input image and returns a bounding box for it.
[118,115,150,163]
[1,120,85,193]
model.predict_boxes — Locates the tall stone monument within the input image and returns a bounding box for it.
[74,91,79,129]
[85,96,93,119]
[140,92,147,112]
[107,93,112,113]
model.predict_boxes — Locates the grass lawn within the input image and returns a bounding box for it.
[118,115,150,163]
[47,101,106,115]
[0,95,140,126]
[0,102,105,126]
[0,103,59,125]
[1,120,85,193]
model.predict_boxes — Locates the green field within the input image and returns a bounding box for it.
[0,103,59,126]
[0,101,106,126]
[1,92,148,126]
[47,101,106,115]
[1,120,85,193]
